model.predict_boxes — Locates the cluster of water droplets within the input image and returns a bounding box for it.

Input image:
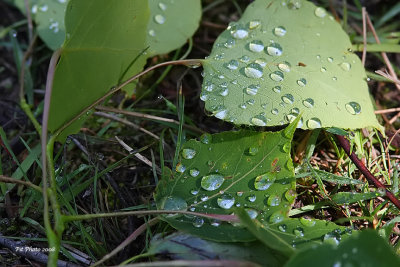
[149,2,168,37]
[31,1,67,35]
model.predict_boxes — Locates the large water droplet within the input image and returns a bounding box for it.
[294,227,305,237]
[154,14,166,24]
[246,208,258,219]
[297,78,307,87]
[307,118,322,129]
[244,63,264,78]
[248,20,261,29]
[176,163,186,173]
[266,43,283,56]
[245,84,259,95]
[314,7,327,18]
[303,98,314,108]
[340,62,351,71]
[270,71,284,82]
[273,26,287,37]
[230,24,249,39]
[181,148,196,159]
[200,133,212,144]
[300,217,316,227]
[269,211,284,223]
[278,61,291,72]
[267,195,281,206]
[162,196,187,215]
[249,40,264,53]
[201,174,225,191]
[226,59,239,70]
[284,189,296,202]
[254,172,276,190]
[251,115,267,126]
[189,168,200,177]
[345,102,361,115]
[193,217,204,228]
[282,94,294,104]
[273,86,281,93]
[217,194,235,209]
[158,2,167,11]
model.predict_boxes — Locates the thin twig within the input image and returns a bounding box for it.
[375,70,400,86]
[336,135,400,210]
[375,107,400,114]
[361,7,367,65]
[0,175,42,193]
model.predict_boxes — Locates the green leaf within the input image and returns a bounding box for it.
[331,191,384,205]
[201,0,382,131]
[148,232,286,266]
[147,0,201,55]
[285,230,400,267]
[155,118,299,242]
[238,209,351,256]
[48,0,150,141]
[308,168,363,185]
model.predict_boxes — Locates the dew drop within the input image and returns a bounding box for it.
[224,38,236,48]
[278,61,291,72]
[237,191,244,197]
[190,168,200,177]
[240,103,247,109]
[254,58,267,67]
[271,108,279,115]
[247,99,255,105]
[203,82,214,92]
[302,98,314,108]
[245,84,259,96]
[291,108,300,114]
[247,195,257,202]
[314,7,327,18]
[254,172,276,190]
[284,189,296,202]
[31,5,38,13]
[176,163,186,173]
[148,29,156,37]
[200,92,209,101]
[323,232,340,245]
[320,67,327,72]
[345,102,361,115]
[193,217,204,228]
[201,174,225,191]
[230,24,249,39]
[340,62,351,71]
[158,2,167,11]
[294,227,304,237]
[332,76,337,81]
[266,43,283,56]
[246,208,258,219]
[307,118,322,129]
[214,109,228,119]
[249,40,264,53]
[251,115,267,126]
[281,94,294,104]
[226,59,239,70]
[287,0,302,9]
[248,147,259,156]
[278,224,287,232]
[219,88,229,96]
[190,189,199,195]
[300,217,316,227]
[273,86,281,93]
[273,26,287,37]
[40,5,48,12]
[297,78,307,87]
[200,133,212,144]
[248,20,261,29]
[211,220,221,227]
[270,71,284,82]
[327,57,334,63]
[239,55,250,63]
[181,148,196,159]
[269,211,284,223]
[267,195,281,206]
[154,14,166,24]
[244,63,264,78]
[217,194,235,209]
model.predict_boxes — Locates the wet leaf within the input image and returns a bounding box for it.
[201,0,382,131]
[331,191,385,204]
[155,118,299,242]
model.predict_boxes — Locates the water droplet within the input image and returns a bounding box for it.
[267,195,281,206]
[249,40,264,52]
[345,102,361,115]
[219,88,229,96]
[201,174,225,191]
[217,194,235,209]
[278,61,291,72]
[327,57,334,63]
[31,5,38,13]
[189,168,200,177]
[316,55,321,60]
[226,59,239,70]
[181,148,196,159]
[278,224,287,232]
[273,86,281,93]
[254,172,276,190]
[251,115,267,126]
[245,84,259,95]
[287,0,302,9]
[240,103,247,109]
[297,78,307,87]
[190,189,199,195]
[176,163,186,173]
[224,38,236,48]
[214,109,228,119]
[284,189,296,202]
[340,62,351,71]
[154,14,166,24]
[314,7,327,18]
[211,220,221,227]
[303,98,314,108]
[247,195,256,202]
[236,192,244,197]
[248,147,259,156]
[162,196,187,214]
[200,91,209,101]
[281,94,294,104]
[214,54,224,60]
[294,227,304,237]
[149,29,156,37]
[40,5,48,12]
[270,71,284,82]
[248,20,261,29]
[269,211,284,223]
[239,55,250,63]
[203,82,214,92]
[332,76,337,81]
[247,99,255,105]
[320,67,327,72]
[323,232,340,245]
[307,118,322,129]
[193,217,204,228]
[300,217,316,227]
[266,43,283,56]
[200,133,212,144]
[245,63,264,78]
[271,108,279,115]
[230,24,249,39]
[273,26,287,37]
[246,208,258,219]
[158,2,167,11]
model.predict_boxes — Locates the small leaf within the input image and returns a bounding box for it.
[331,191,384,205]
[308,168,363,185]
[201,0,382,131]
[155,119,299,242]
[285,230,400,267]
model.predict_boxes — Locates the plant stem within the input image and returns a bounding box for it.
[0,175,42,192]
[336,134,400,210]
[353,43,400,53]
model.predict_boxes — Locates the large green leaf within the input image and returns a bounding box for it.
[155,119,298,242]
[285,230,400,267]
[201,0,382,131]
[147,0,201,55]
[48,0,150,141]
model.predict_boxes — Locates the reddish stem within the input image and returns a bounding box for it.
[336,134,400,210]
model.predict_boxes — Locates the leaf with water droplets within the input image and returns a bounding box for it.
[147,0,201,55]
[201,0,382,131]
[155,119,299,242]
